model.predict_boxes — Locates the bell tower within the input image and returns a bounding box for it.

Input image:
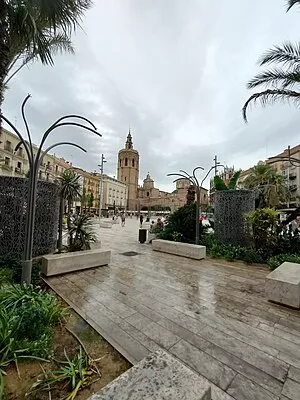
[117,130,139,210]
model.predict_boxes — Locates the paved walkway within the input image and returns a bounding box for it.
[46,218,300,400]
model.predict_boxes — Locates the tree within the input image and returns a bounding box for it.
[186,185,196,205]
[0,0,92,125]
[243,161,290,208]
[57,170,81,249]
[242,1,300,121]
[87,192,94,211]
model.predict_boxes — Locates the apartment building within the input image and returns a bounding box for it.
[266,145,300,208]
[102,174,128,212]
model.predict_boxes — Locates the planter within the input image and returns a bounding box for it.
[41,249,111,276]
[152,239,206,260]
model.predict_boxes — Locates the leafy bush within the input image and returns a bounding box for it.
[267,254,300,271]
[157,204,207,244]
[0,256,41,286]
[0,284,66,395]
[206,240,265,264]
[247,208,279,256]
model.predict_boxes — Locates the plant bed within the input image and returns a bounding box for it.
[152,239,206,260]
[4,309,131,400]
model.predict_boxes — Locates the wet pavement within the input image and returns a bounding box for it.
[46,218,300,400]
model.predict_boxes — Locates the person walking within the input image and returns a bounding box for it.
[139,214,144,227]
[121,213,126,227]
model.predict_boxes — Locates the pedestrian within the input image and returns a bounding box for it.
[140,214,144,227]
[121,213,126,227]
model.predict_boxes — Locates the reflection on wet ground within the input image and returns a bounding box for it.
[47,218,300,400]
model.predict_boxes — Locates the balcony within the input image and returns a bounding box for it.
[289,172,297,179]
[290,184,298,192]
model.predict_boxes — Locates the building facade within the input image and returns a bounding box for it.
[117,132,208,211]
[102,174,128,213]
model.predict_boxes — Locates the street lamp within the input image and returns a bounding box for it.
[0,95,101,283]
[98,154,106,220]
[168,167,204,245]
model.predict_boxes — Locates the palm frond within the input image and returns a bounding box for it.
[258,42,300,68]
[287,0,300,11]
[242,88,300,122]
[247,68,300,89]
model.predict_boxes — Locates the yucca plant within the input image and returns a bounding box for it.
[27,347,98,400]
[213,170,241,191]
[68,214,97,251]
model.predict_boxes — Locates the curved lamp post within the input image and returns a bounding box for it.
[0,95,102,283]
[168,167,204,245]
[168,163,225,245]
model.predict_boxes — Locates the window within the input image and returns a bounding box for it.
[5,141,12,152]
[119,159,122,167]
[125,158,128,166]
[132,159,135,167]
[39,171,42,179]
[55,165,58,173]
[46,173,49,181]
[17,162,22,169]
[4,157,10,166]
[17,147,23,157]
[125,177,126,182]
[147,191,149,197]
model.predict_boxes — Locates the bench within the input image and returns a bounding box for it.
[265,262,300,308]
[88,350,211,400]
[152,239,206,260]
[41,249,111,277]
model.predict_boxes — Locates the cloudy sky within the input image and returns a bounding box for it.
[3,0,300,191]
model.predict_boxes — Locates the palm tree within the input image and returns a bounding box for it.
[243,161,290,208]
[0,0,92,123]
[57,170,82,250]
[242,1,300,121]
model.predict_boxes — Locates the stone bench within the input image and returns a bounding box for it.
[152,239,206,260]
[265,262,300,308]
[41,249,111,277]
[88,350,211,400]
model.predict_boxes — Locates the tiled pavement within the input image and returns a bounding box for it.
[45,218,300,400]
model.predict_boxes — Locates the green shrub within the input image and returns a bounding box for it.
[208,242,265,264]
[267,254,300,271]
[0,256,41,286]
[157,204,207,244]
[246,208,278,256]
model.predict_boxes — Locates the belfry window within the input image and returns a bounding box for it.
[125,158,128,166]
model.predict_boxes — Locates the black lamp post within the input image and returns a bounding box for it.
[168,167,204,245]
[0,95,102,283]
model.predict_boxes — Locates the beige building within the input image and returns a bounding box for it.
[266,145,300,208]
[102,174,128,212]
[117,132,208,212]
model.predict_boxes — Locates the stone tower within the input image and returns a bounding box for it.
[117,131,139,210]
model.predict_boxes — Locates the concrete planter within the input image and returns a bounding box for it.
[152,239,206,260]
[266,262,300,308]
[41,249,111,276]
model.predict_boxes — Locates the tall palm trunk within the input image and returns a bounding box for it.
[0,0,9,131]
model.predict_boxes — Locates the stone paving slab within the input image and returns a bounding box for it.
[88,350,211,400]
[45,219,300,400]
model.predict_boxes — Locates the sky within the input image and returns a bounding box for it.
[3,0,300,191]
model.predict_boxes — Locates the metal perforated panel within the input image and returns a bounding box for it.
[0,176,60,258]
[214,190,255,246]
